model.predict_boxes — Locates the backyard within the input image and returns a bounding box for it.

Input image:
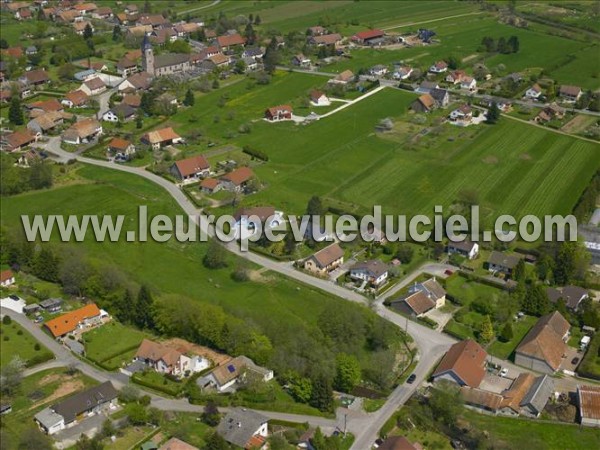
[0,320,53,368]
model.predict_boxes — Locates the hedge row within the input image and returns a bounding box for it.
[242,146,269,161]
[131,374,183,397]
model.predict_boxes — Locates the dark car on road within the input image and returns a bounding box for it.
[8,294,20,301]
[406,374,417,384]
[571,357,580,365]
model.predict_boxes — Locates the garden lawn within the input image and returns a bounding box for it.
[462,410,600,450]
[83,321,150,370]
[0,321,53,368]
[444,274,505,306]
[486,315,537,360]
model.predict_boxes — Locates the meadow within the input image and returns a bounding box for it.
[0,321,53,368]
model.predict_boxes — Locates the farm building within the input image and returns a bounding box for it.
[578,385,600,427]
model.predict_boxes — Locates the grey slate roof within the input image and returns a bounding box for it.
[53,381,118,424]
[34,407,64,429]
[154,53,190,69]
[217,408,268,448]
[40,298,62,308]
[521,375,554,414]
[488,251,520,270]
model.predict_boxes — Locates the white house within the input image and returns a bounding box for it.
[79,77,106,96]
[198,356,273,392]
[310,90,330,106]
[525,84,543,100]
[447,241,479,260]
[232,206,284,240]
[393,66,413,80]
[369,64,388,77]
[460,76,477,91]
[349,260,388,287]
[134,339,209,378]
[0,270,15,287]
[429,61,448,73]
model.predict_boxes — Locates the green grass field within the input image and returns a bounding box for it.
[462,410,600,450]
[83,321,150,370]
[0,321,53,368]
[486,315,537,360]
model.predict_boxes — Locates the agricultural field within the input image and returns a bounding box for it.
[0,321,53,368]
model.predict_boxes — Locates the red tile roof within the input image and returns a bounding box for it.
[0,270,14,283]
[221,167,254,186]
[216,33,245,48]
[433,340,487,387]
[352,29,384,41]
[45,304,101,337]
[173,155,210,177]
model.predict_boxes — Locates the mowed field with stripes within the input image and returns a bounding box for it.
[242,88,599,222]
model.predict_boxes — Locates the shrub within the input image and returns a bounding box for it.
[2,316,11,325]
[34,343,41,351]
[242,145,269,161]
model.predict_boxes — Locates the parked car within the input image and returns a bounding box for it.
[500,367,509,377]
[406,374,417,384]
[571,357,580,365]
[33,315,43,323]
[8,295,20,301]
[444,269,453,276]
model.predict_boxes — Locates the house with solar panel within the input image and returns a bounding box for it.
[197,355,273,393]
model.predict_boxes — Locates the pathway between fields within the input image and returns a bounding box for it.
[501,113,600,144]
[381,11,485,31]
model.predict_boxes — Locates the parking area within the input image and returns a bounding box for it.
[424,308,453,329]
[479,373,513,394]
[560,346,583,374]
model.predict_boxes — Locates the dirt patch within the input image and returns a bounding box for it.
[38,373,61,386]
[462,53,478,63]
[29,377,84,411]
[248,269,272,283]
[482,155,498,164]
[162,338,231,366]
[561,115,596,134]
[519,153,532,161]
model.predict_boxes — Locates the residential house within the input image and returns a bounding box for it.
[34,382,118,435]
[525,84,543,100]
[219,167,254,192]
[122,94,142,109]
[487,251,521,275]
[73,21,94,36]
[446,70,467,84]
[0,130,37,152]
[265,105,293,122]
[62,118,103,145]
[116,57,138,77]
[447,240,479,259]
[449,104,473,122]
[461,76,477,91]
[134,339,209,377]
[39,298,63,313]
[242,47,264,60]
[308,26,326,36]
[390,277,446,317]
[241,57,258,71]
[578,385,600,427]
[150,28,177,46]
[26,99,63,116]
[141,127,182,150]
[108,137,135,158]
[200,178,221,194]
[432,340,487,387]
[158,438,198,450]
[198,355,273,392]
[216,33,246,52]
[208,53,230,67]
[559,85,582,102]
[428,88,450,107]
[15,8,32,20]
[25,46,38,56]
[369,64,388,77]
[80,77,106,96]
[92,7,113,19]
[351,29,385,45]
[174,22,200,38]
[62,90,89,108]
[44,303,107,339]
[2,46,24,59]
[515,311,570,373]
[292,53,311,67]
[74,69,97,82]
[170,155,211,181]
[217,408,269,449]
[19,69,50,88]
[393,65,413,80]
[378,436,423,450]
[102,103,136,122]
[118,71,153,92]
[429,61,448,73]
[304,243,344,276]
[349,260,389,287]
[546,285,588,311]
[27,111,69,135]
[0,270,15,287]
[416,81,439,94]
[138,14,171,29]
[73,3,98,15]
[411,94,435,113]
[535,103,565,123]
[329,70,354,85]
[233,206,283,240]
[309,33,342,47]
[310,90,330,106]
[17,149,42,168]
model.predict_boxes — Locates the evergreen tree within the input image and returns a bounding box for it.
[479,315,494,343]
[311,427,327,450]
[508,35,519,53]
[117,290,134,324]
[244,23,256,45]
[554,241,577,285]
[497,36,508,54]
[306,195,324,216]
[136,114,143,129]
[83,23,93,40]
[112,25,122,42]
[263,39,280,75]
[201,400,220,426]
[309,375,333,412]
[183,89,195,106]
[140,92,154,115]
[522,284,550,316]
[500,321,513,342]
[0,38,8,49]
[254,14,261,25]
[513,259,526,283]
[33,248,59,282]
[8,96,23,125]
[135,285,154,330]
[486,101,501,124]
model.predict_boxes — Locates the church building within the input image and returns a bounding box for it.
[142,34,192,77]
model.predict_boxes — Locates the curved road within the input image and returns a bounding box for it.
[36,138,456,448]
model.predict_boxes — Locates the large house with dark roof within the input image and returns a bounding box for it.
[304,243,344,276]
[349,259,389,287]
[198,355,273,392]
[546,285,588,311]
[34,382,118,435]
[432,340,487,388]
[217,408,268,449]
[515,311,570,373]
[390,278,446,317]
[487,251,521,275]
